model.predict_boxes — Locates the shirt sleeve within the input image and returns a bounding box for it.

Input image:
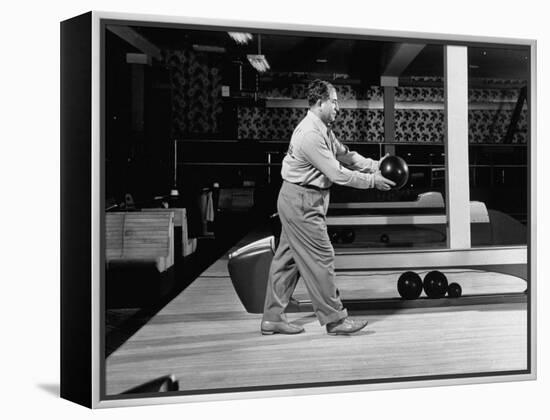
[333,137,379,173]
[301,131,376,189]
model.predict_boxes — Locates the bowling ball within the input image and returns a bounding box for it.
[329,230,341,243]
[397,271,423,300]
[447,282,462,298]
[380,155,409,189]
[341,229,356,244]
[423,270,448,298]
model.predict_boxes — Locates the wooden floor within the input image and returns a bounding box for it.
[105,232,528,396]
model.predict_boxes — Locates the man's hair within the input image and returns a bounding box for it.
[307,79,335,107]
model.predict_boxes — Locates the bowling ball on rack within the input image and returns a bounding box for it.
[397,271,423,300]
[341,229,356,244]
[379,155,409,190]
[423,270,448,298]
[447,282,462,298]
[329,229,341,244]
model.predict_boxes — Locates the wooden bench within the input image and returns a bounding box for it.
[106,212,175,272]
[141,208,197,257]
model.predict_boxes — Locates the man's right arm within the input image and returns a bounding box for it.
[301,132,377,189]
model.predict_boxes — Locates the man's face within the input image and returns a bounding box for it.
[319,88,339,125]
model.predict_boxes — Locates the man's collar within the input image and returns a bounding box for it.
[307,110,330,134]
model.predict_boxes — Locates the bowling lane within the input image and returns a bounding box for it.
[105,226,528,396]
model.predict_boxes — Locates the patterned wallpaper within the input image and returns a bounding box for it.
[165,50,223,137]
[237,107,302,141]
[163,60,527,145]
[469,110,527,144]
[237,83,527,144]
[395,86,520,103]
[260,84,382,100]
[396,87,444,102]
[237,107,385,142]
[394,109,444,143]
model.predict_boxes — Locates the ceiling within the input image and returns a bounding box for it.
[113,24,530,84]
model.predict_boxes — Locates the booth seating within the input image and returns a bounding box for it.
[141,208,197,257]
[105,212,176,307]
[106,212,175,271]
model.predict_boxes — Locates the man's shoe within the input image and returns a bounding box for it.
[326,318,368,335]
[261,320,305,335]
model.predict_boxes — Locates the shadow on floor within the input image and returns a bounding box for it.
[36,383,59,397]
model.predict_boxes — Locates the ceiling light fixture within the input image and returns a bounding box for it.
[228,32,253,45]
[247,55,270,72]
[247,34,270,73]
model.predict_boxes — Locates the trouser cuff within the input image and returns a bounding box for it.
[261,311,288,323]
[318,308,348,326]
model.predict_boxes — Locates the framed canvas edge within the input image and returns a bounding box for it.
[91,10,536,45]
[94,372,536,409]
[87,10,538,409]
[91,10,101,409]
[528,40,537,381]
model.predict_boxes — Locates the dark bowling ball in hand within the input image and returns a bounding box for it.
[341,229,356,244]
[380,155,409,189]
[397,271,423,300]
[423,270,448,298]
[447,282,462,298]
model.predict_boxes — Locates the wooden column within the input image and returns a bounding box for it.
[444,45,471,249]
[381,76,398,155]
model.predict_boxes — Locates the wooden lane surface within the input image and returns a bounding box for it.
[105,233,528,395]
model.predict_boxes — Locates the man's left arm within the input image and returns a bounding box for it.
[333,138,379,173]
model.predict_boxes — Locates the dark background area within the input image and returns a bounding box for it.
[104,23,529,226]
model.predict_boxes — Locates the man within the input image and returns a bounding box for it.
[261,79,395,336]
